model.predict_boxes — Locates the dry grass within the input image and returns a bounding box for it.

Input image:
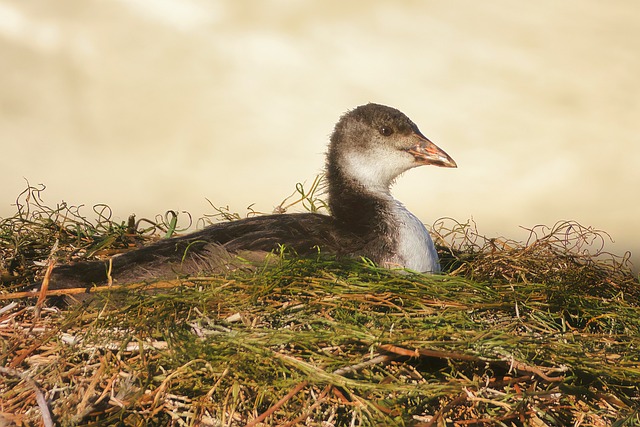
[1,184,639,426]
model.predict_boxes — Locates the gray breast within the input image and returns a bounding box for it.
[387,201,440,273]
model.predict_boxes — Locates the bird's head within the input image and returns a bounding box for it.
[328,103,456,192]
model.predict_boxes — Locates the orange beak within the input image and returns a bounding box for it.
[406,132,457,168]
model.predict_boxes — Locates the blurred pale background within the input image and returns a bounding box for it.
[1,1,638,269]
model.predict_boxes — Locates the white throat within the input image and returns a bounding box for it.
[340,149,414,196]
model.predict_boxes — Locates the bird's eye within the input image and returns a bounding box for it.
[379,126,393,136]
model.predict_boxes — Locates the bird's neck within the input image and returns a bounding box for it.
[326,157,395,234]
[326,150,440,273]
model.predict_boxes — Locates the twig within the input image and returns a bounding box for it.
[245,380,308,427]
[280,384,332,427]
[379,344,565,382]
[332,354,397,376]
[0,279,189,300]
[378,343,483,362]
[34,258,55,320]
[509,359,565,382]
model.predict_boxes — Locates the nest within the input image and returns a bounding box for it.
[1,184,639,426]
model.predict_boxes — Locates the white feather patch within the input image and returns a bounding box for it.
[390,201,440,273]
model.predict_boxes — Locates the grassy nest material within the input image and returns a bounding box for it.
[1,184,639,426]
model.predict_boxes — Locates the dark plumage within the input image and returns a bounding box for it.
[48,103,456,290]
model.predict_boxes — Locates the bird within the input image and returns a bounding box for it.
[47,103,457,290]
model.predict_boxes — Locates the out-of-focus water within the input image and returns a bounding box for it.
[1,1,638,269]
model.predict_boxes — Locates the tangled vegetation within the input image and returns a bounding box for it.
[1,183,638,426]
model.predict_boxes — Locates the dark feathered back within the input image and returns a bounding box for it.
[49,213,366,288]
